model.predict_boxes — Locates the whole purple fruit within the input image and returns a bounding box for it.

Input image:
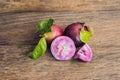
[64,22,93,47]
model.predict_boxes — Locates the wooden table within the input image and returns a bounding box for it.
[0,0,120,80]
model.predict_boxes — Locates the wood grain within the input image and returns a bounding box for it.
[0,10,120,80]
[0,0,120,13]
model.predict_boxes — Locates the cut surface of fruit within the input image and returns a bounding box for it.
[74,44,93,62]
[51,36,76,60]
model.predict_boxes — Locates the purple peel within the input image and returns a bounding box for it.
[51,36,76,60]
[74,44,93,62]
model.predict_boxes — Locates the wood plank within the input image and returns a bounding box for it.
[0,11,120,80]
[0,0,120,13]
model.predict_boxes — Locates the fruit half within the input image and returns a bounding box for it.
[74,44,93,62]
[51,36,76,60]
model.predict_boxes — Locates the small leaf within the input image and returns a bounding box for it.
[38,19,54,34]
[28,37,47,59]
[80,30,92,43]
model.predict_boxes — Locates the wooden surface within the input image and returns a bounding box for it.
[0,0,120,12]
[0,0,120,80]
[0,11,120,80]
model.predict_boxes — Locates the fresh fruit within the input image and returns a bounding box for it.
[44,24,63,44]
[28,19,94,61]
[74,44,93,62]
[51,36,76,60]
[38,19,63,44]
[64,22,93,47]
[28,19,63,59]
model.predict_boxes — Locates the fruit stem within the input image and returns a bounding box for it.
[86,26,94,36]
[78,22,85,26]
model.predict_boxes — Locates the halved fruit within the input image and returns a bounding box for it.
[74,44,93,62]
[51,36,76,60]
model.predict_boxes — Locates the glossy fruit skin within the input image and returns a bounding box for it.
[74,44,93,62]
[50,36,76,60]
[44,24,63,44]
[64,22,87,47]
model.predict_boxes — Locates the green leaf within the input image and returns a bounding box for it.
[38,19,54,34]
[80,30,92,43]
[28,37,47,59]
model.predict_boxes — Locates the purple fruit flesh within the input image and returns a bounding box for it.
[74,44,93,62]
[51,36,76,60]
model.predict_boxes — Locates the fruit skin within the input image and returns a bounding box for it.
[44,24,63,44]
[50,36,76,61]
[64,22,88,47]
[74,44,93,62]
